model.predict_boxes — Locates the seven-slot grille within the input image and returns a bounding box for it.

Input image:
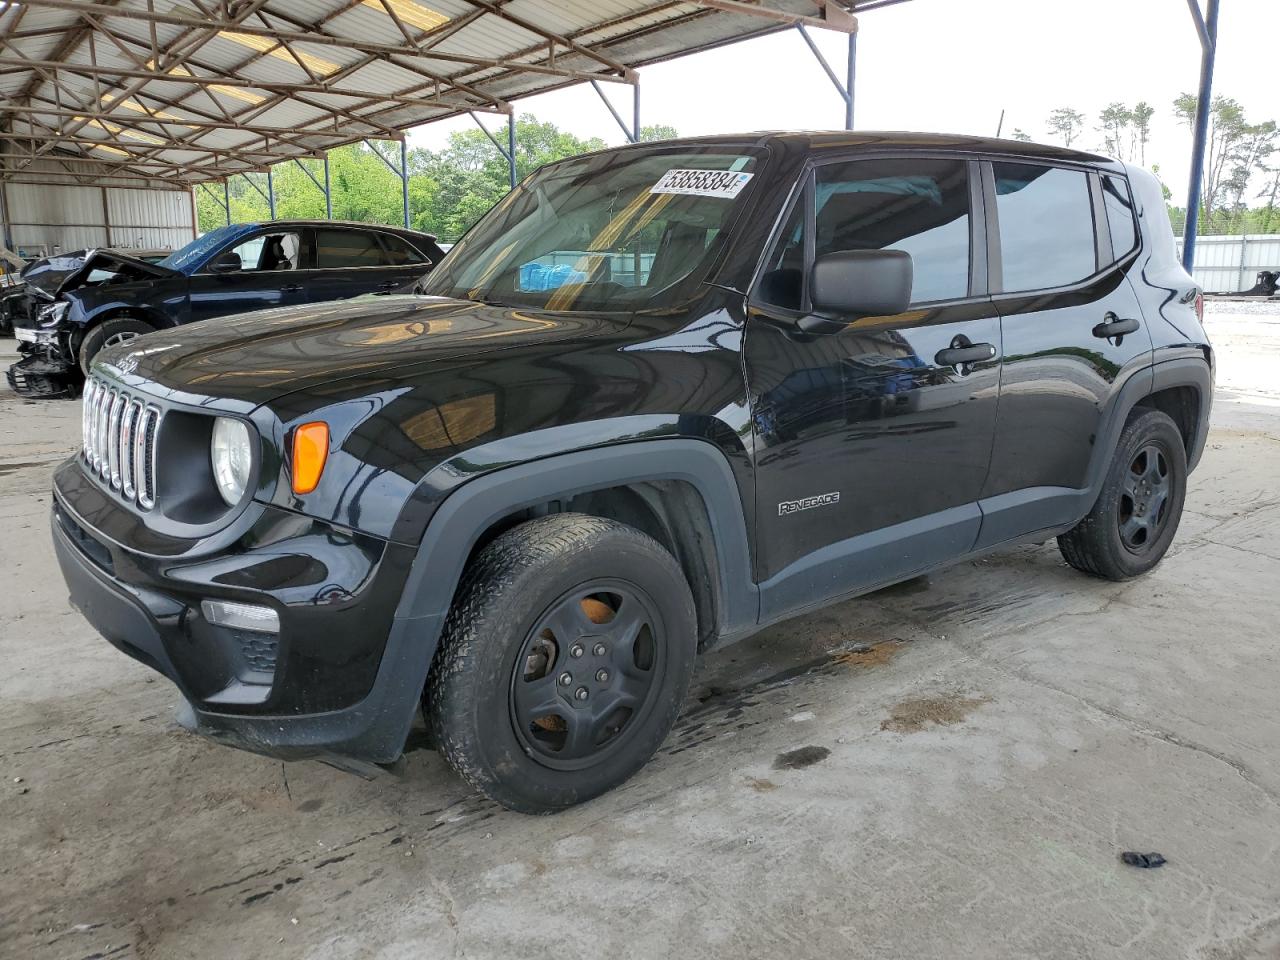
[81,376,160,509]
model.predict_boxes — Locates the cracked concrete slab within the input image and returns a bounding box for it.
[1,302,1278,960]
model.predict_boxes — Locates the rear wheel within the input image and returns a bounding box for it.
[1058,408,1187,580]
[426,513,697,813]
[78,316,153,375]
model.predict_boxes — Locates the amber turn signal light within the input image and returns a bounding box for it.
[291,421,329,495]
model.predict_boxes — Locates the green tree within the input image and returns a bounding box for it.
[1046,107,1085,147]
[1174,93,1252,224]
[1010,128,1032,143]
[193,114,675,242]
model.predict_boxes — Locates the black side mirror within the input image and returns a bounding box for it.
[804,249,913,332]
[208,251,242,274]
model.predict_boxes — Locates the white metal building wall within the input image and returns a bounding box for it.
[1174,235,1280,293]
[1,159,194,259]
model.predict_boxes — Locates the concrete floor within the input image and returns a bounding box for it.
[1,301,1278,960]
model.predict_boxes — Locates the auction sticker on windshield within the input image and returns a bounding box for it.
[651,169,753,199]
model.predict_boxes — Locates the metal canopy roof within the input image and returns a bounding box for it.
[0,0,876,187]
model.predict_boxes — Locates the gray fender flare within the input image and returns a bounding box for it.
[365,438,759,762]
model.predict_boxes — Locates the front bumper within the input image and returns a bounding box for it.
[8,351,78,398]
[52,459,438,763]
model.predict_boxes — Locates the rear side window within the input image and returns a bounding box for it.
[1102,175,1138,260]
[992,163,1096,292]
[315,229,388,268]
[380,234,428,265]
[815,158,971,305]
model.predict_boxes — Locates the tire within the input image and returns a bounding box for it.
[426,513,697,814]
[1057,408,1187,581]
[78,316,153,376]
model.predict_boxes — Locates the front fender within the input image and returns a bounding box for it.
[394,436,758,636]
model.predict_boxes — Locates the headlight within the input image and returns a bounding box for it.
[210,417,253,506]
[37,301,69,326]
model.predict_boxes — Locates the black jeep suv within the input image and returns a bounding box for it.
[51,133,1212,813]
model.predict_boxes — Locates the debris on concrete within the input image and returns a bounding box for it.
[1121,852,1168,869]
[880,694,990,734]
[773,745,830,770]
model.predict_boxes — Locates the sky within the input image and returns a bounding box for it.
[406,0,1276,205]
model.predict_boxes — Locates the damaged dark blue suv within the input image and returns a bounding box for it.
[52,133,1212,813]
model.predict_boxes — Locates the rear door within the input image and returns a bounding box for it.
[185,228,306,323]
[745,155,1002,620]
[976,160,1153,546]
[303,227,426,303]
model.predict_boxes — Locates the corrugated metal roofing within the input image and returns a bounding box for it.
[0,0,869,185]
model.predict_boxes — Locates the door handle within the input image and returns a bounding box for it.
[281,283,303,293]
[935,336,997,371]
[1092,312,1139,343]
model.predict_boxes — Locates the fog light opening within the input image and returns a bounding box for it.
[200,599,280,634]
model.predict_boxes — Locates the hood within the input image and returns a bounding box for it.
[21,248,178,299]
[96,295,623,407]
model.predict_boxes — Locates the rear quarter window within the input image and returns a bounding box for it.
[1102,175,1139,261]
[992,163,1097,292]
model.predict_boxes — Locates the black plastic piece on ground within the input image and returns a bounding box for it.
[1120,851,1167,869]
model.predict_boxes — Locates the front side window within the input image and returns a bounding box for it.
[1102,175,1138,261]
[756,157,972,310]
[315,230,388,268]
[212,231,301,273]
[420,147,762,311]
[993,163,1097,292]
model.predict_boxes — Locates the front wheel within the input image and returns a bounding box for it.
[426,514,697,813]
[78,316,153,375]
[1058,408,1187,580]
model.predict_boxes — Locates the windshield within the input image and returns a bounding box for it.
[420,146,763,311]
[157,224,254,274]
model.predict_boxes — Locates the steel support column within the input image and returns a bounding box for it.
[323,154,332,219]
[469,111,517,190]
[266,167,276,220]
[1183,0,1219,272]
[845,31,856,129]
[508,113,517,189]
[223,179,230,226]
[796,23,857,130]
[590,79,640,143]
[400,139,410,228]
[365,139,410,226]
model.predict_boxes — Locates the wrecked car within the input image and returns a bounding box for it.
[8,221,445,397]
[53,133,1211,813]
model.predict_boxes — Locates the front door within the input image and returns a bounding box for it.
[745,156,1001,621]
[976,161,1154,547]
[186,228,307,323]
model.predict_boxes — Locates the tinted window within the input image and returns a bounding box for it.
[380,233,427,265]
[315,230,388,268]
[212,231,300,273]
[814,158,971,305]
[993,163,1096,291]
[1102,175,1138,260]
[756,197,805,310]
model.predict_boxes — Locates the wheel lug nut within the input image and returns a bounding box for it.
[596,669,609,682]
[575,687,589,701]
[570,644,584,658]
[558,672,572,686]
[592,642,607,656]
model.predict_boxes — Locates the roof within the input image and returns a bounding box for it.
[590,130,1112,163]
[0,0,879,187]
